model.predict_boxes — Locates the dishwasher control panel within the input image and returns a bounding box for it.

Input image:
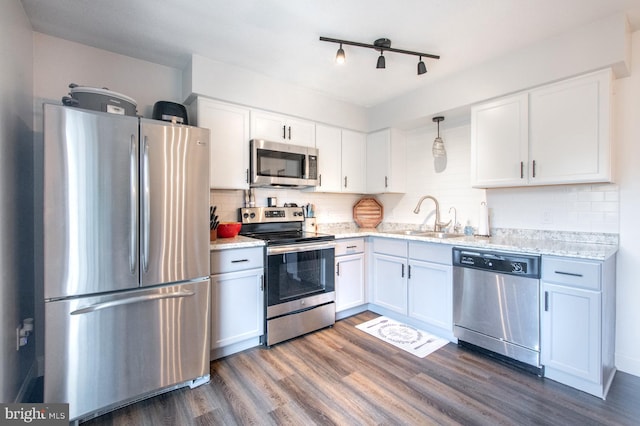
[453,248,540,278]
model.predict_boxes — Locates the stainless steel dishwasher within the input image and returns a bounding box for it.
[452,247,542,373]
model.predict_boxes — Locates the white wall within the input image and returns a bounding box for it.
[187,54,368,132]
[32,33,184,369]
[378,122,485,230]
[367,13,630,131]
[613,30,640,376]
[0,0,35,402]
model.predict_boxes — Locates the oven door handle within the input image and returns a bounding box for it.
[267,241,336,255]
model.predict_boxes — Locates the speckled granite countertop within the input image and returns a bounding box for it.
[209,235,265,251]
[322,224,618,261]
[209,225,618,260]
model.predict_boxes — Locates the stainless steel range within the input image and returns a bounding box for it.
[239,207,335,346]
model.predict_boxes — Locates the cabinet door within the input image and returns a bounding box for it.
[196,98,250,189]
[286,117,315,147]
[336,253,365,312]
[251,110,287,142]
[541,283,601,383]
[471,93,529,188]
[366,129,406,194]
[371,253,407,314]
[341,130,366,193]
[408,260,452,331]
[313,124,343,192]
[529,70,611,184]
[210,269,264,349]
[251,110,315,147]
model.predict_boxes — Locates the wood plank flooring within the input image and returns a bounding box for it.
[85,311,640,425]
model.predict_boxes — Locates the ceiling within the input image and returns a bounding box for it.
[20,0,640,108]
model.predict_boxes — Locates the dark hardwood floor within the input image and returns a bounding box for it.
[85,311,640,425]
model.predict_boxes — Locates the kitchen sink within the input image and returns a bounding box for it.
[386,230,465,239]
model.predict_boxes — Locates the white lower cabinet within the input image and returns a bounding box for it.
[371,239,408,315]
[540,255,616,399]
[335,238,366,316]
[370,238,454,339]
[408,242,452,333]
[210,247,264,360]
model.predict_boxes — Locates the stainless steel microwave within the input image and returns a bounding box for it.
[250,139,318,188]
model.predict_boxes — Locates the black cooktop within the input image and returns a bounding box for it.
[240,229,334,246]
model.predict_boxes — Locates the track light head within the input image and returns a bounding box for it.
[376,51,386,69]
[336,44,345,64]
[417,56,427,75]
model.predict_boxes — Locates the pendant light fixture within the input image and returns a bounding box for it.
[432,116,446,158]
[320,36,439,75]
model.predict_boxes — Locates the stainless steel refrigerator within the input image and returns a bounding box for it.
[43,104,211,422]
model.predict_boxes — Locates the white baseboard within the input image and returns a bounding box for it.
[15,360,38,403]
[615,353,640,378]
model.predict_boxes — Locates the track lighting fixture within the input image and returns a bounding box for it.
[320,36,439,74]
[336,43,345,64]
[417,56,427,75]
[376,51,386,69]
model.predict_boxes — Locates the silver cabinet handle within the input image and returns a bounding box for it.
[260,275,264,292]
[268,241,335,255]
[282,125,286,139]
[385,176,388,188]
[71,291,195,315]
[520,161,524,179]
[231,259,249,263]
[408,265,411,279]
[554,270,583,277]
[532,160,537,178]
[401,264,405,278]
[288,126,291,140]
[346,245,357,249]
[336,262,340,276]
[319,174,322,187]
[544,291,549,311]
[246,168,249,183]
[344,176,348,188]
[142,137,150,273]
[129,134,138,274]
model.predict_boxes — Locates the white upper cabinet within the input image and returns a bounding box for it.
[341,130,367,193]
[312,124,343,192]
[190,97,250,189]
[366,128,406,194]
[471,69,612,188]
[308,125,366,194]
[529,70,611,185]
[471,93,529,187]
[250,109,315,147]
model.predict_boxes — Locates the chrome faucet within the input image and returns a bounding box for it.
[413,195,451,232]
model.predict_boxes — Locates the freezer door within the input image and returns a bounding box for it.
[44,279,210,421]
[44,104,140,299]
[139,119,210,286]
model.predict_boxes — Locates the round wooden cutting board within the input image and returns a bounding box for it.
[353,197,384,228]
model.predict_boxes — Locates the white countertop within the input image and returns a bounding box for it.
[329,228,618,261]
[209,227,617,260]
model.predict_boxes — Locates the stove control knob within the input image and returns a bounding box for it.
[243,213,249,219]
[250,213,256,219]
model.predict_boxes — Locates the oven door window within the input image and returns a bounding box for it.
[267,248,335,305]
[257,149,305,179]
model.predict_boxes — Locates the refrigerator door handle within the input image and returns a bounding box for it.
[70,290,196,315]
[129,134,138,274]
[142,136,150,273]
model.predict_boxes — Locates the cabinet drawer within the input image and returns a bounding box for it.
[335,238,365,256]
[373,238,407,257]
[211,247,264,275]
[542,257,601,290]
[408,242,452,265]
